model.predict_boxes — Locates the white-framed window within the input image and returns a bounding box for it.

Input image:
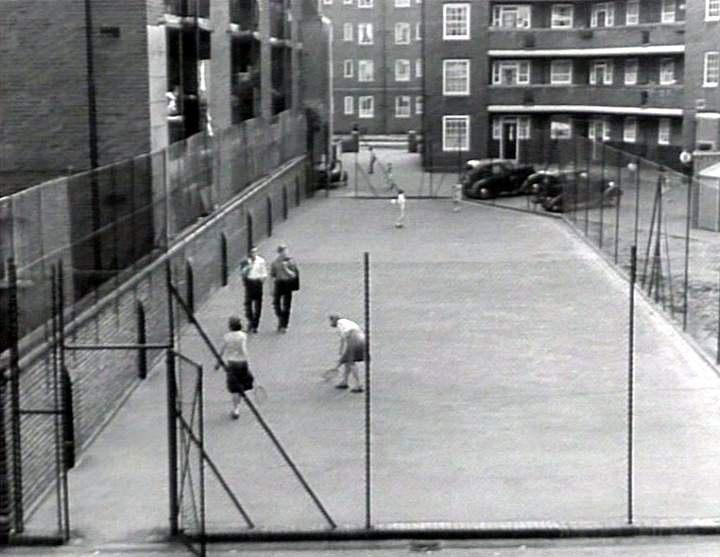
[343,23,353,41]
[443,59,470,95]
[395,59,411,81]
[343,60,354,78]
[358,0,373,7]
[415,96,423,114]
[707,0,720,21]
[443,115,470,151]
[626,0,640,24]
[659,58,676,84]
[518,116,531,139]
[358,96,374,118]
[395,96,411,118]
[344,96,354,115]
[443,3,470,40]
[416,22,422,40]
[623,117,637,143]
[704,52,720,86]
[591,2,615,27]
[589,118,611,141]
[492,118,502,140]
[658,118,671,145]
[661,0,676,22]
[358,60,374,81]
[358,23,374,44]
[343,0,353,5]
[551,4,574,28]
[624,58,638,85]
[395,0,411,6]
[492,4,532,28]
[492,60,531,85]
[589,59,614,85]
[416,58,423,78]
[323,0,332,4]
[550,59,573,84]
[550,116,572,139]
[395,22,411,44]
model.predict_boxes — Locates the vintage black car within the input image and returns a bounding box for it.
[461,159,535,199]
[532,171,622,213]
[520,169,578,196]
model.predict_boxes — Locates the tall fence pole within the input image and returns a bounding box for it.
[363,252,372,530]
[682,173,693,331]
[627,246,637,525]
[8,259,24,534]
[716,271,720,365]
[165,260,179,536]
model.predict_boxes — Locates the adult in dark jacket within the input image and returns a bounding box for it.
[270,244,299,333]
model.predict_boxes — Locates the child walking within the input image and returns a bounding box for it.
[391,188,406,228]
[215,316,254,419]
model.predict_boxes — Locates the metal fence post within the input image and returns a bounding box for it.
[136,302,148,380]
[7,259,23,534]
[363,252,372,530]
[682,174,693,331]
[627,245,637,525]
[166,349,179,536]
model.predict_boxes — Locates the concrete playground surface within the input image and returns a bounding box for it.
[20,192,720,555]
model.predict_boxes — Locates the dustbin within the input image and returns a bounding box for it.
[408,130,418,153]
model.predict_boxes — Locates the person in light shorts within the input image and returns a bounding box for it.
[329,314,366,393]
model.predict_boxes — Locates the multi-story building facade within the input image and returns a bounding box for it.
[422,0,714,171]
[0,0,329,194]
[319,0,423,135]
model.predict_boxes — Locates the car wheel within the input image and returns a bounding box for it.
[478,187,493,200]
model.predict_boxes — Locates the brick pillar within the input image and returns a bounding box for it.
[258,1,272,120]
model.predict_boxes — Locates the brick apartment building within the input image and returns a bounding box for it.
[0,0,329,194]
[319,0,423,135]
[422,0,720,171]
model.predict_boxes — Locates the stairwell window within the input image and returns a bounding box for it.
[443,115,470,151]
[492,60,531,85]
[704,52,720,86]
[623,117,637,143]
[395,96,411,118]
[661,0,676,22]
[626,0,640,24]
[550,60,573,84]
[395,22,411,44]
[344,60,354,78]
[443,59,471,95]
[343,23,353,41]
[659,58,676,84]
[358,0,373,7]
[358,23,374,44]
[624,58,638,85]
[492,5,532,28]
[415,96,423,115]
[358,60,375,82]
[395,0,411,6]
[416,59,423,78]
[395,59,411,81]
[359,96,374,118]
[518,117,531,140]
[443,4,471,40]
[344,96,354,115]
[590,2,615,27]
[551,4,574,28]
[707,0,720,21]
[658,118,671,145]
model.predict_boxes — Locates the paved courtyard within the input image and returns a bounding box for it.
[23,191,720,554]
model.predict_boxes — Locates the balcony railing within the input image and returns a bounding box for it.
[489,25,685,52]
[487,85,684,111]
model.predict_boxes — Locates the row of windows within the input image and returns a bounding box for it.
[440,115,677,152]
[343,95,423,118]
[343,59,422,81]
[437,55,720,92]
[342,22,421,43]
[324,0,421,7]
[441,0,698,39]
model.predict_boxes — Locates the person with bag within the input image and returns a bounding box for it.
[240,246,268,333]
[215,316,254,419]
[270,244,299,333]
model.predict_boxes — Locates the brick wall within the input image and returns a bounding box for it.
[3,154,310,532]
[0,0,91,173]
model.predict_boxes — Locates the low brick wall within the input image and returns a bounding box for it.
[5,155,311,533]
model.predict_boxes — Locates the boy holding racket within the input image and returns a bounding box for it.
[328,314,366,393]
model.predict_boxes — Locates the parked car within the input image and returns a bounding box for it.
[534,172,622,213]
[461,159,535,200]
[520,169,578,196]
